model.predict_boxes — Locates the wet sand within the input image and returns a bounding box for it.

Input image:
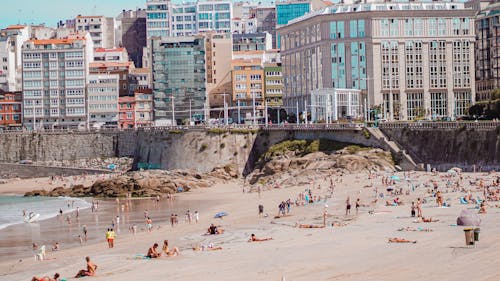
[0,196,220,263]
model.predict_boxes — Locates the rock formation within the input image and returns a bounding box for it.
[24,165,239,198]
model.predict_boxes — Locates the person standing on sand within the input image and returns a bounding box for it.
[345,197,351,216]
[146,217,153,232]
[170,213,175,227]
[82,225,88,242]
[416,198,422,217]
[411,202,416,217]
[194,211,199,223]
[258,204,264,217]
[355,198,360,215]
[105,229,112,248]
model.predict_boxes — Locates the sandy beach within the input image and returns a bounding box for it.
[1,171,499,281]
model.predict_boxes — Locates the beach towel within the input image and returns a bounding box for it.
[459,197,468,204]
[134,254,151,260]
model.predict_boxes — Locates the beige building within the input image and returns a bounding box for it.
[88,74,119,126]
[75,15,115,49]
[278,1,476,121]
[231,57,265,123]
[206,33,233,117]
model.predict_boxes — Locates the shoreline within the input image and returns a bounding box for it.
[1,171,500,281]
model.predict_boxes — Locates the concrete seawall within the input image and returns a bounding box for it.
[0,163,110,179]
[0,124,498,174]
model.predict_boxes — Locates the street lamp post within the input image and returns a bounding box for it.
[171,95,175,125]
[264,101,268,127]
[189,98,192,125]
[252,92,256,125]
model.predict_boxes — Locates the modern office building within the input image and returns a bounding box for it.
[310,88,362,122]
[233,32,273,52]
[151,36,207,124]
[276,0,328,48]
[87,74,119,126]
[0,25,30,92]
[117,9,147,67]
[278,1,476,121]
[21,36,93,129]
[0,91,23,129]
[474,2,500,101]
[75,15,115,48]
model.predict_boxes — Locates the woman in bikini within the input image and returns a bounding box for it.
[162,240,181,256]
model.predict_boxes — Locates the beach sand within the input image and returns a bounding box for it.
[1,171,499,281]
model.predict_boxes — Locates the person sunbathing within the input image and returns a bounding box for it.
[74,256,97,278]
[207,224,224,235]
[162,240,181,256]
[388,238,417,243]
[192,243,223,251]
[296,223,325,228]
[248,234,273,242]
[397,227,433,232]
[146,243,162,258]
[414,217,439,223]
[31,273,60,281]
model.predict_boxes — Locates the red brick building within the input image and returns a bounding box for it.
[0,91,22,129]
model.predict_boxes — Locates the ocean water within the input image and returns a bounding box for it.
[0,196,91,230]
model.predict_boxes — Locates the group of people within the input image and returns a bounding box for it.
[146,240,181,258]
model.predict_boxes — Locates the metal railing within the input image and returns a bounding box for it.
[379,121,500,130]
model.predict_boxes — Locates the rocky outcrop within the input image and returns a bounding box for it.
[247,147,395,186]
[24,165,239,198]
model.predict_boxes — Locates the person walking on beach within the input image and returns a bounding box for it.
[82,225,88,242]
[170,213,175,227]
[146,217,153,232]
[416,198,422,217]
[76,207,79,218]
[345,197,351,215]
[411,202,416,217]
[258,204,264,217]
[194,211,199,223]
[186,210,192,223]
[355,198,360,215]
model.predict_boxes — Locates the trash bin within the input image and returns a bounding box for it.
[473,228,480,241]
[464,228,474,246]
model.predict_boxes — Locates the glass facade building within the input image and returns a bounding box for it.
[152,36,207,123]
[276,2,311,48]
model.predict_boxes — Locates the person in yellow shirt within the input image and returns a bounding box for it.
[105,228,116,248]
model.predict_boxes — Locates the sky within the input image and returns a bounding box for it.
[0,0,145,28]
[0,0,276,29]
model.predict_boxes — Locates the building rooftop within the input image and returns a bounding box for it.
[232,58,263,65]
[5,25,26,30]
[90,62,132,68]
[95,47,126,53]
[27,38,81,45]
[76,15,105,19]
[284,1,469,27]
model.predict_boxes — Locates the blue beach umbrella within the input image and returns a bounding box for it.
[390,175,401,181]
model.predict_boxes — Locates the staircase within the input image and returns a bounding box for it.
[366,127,420,171]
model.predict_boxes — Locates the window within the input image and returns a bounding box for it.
[405,41,423,89]
[430,92,447,118]
[406,92,423,120]
[454,91,470,116]
[429,41,447,88]
[350,20,357,38]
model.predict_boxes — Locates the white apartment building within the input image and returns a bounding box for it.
[146,0,172,37]
[146,0,233,38]
[279,1,476,121]
[171,3,197,36]
[93,47,129,63]
[21,35,93,129]
[197,1,232,33]
[75,15,115,48]
[88,74,119,126]
[0,25,30,92]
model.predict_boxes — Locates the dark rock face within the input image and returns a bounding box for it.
[25,165,239,198]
